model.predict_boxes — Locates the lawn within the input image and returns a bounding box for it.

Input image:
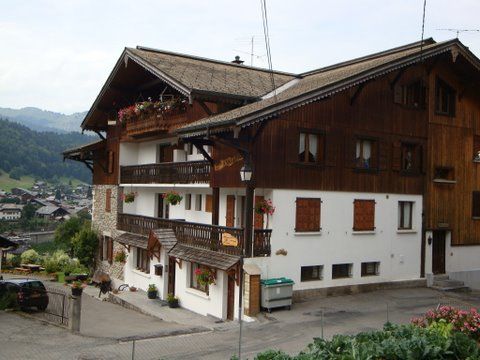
[31,241,67,255]
[0,173,35,192]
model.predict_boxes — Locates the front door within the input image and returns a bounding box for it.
[432,230,446,274]
[227,273,235,320]
[168,257,176,296]
[226,195,236,227]
[254,196,265,229]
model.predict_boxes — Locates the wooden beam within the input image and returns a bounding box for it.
[95,131,106,140]
[212,136,249,157]
[350,82,367,106]
[135,79,164,92]
[192,141,214,164]
[212,187,220,225]
[198,101,213,116]
[390,69,405,90]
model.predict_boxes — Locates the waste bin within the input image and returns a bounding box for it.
[260,277,294,312]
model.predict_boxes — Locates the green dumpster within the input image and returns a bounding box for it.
[260,277,294,312]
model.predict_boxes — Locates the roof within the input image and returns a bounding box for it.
[178,38,480,136]
[168,243,240,271]
[0,204,24,211]
[116,232,148,249]
[35,205,67,216]
[63,139,105,161]
[126,47,296,99]
[0,235,18,249]
[150,229,177,252]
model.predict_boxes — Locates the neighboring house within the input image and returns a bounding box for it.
[35,205,70,220]
[65,38,480,321]
[11,188,37,203]
[0,204,24,221]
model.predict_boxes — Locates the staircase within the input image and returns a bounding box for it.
[431,274,470,292]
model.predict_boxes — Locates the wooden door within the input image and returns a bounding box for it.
[226,195,235,227]
[432,230,446,274]
[227,273,235,320]
[168,257,176,296]
[158,194,164,218]
[254,196,264,229]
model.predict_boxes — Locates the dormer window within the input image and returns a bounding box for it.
[435,78,456,116]
[394,80,426,109]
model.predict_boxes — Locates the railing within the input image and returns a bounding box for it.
[120,161,211,184]
[125,112,186,137]
[118,213,271,257]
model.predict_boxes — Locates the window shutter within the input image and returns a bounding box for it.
[392,141,402,171]
[353,200,375,231]
[254,196,265,229]
[98,236,103,261]
[295,198,321,232]
[108,151,114,174]
[105,189,111,212]
[107,238,113,264]
[205,195,213,213]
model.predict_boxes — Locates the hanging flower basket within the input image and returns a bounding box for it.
[117,97,188,123]
[123,192,137,203]
[195,268,216,286]
[163,191,183,205]
[254,198,275,216]
[114,251,126,263]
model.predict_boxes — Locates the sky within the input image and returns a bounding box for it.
[0,0,479,114]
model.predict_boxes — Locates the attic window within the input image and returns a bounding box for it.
[435,78,456,116]
[433,166,455,184]
[394,80,426,109]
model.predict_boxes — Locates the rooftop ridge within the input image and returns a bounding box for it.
[301,37,437,77]
[132,46,298,77]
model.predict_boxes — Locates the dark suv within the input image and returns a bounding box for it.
[0,279,49,311]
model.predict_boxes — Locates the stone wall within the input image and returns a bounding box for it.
[92,185,125,281]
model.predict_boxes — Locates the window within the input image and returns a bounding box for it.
[472,192,480,218]
[355,139,376,169]
[105,189,111,212]
[190,263,208,293]
[301,265,323,282]
[401,143,421,173]
[108,151,114,174]
[435,78,456,116]
[394,80,426,109]
[185,194,192,210]
[295,198,321,232]
[195,194,202,211]
[332,264,352,279]
[101,237,108,261]
[136,248,150,273]
[205,195,213,213]
[433,167,455,182]
[398,201,413,230]
[353,199,375,231]
[298,132,324,164]
[100,236,113,263]
[361,262,380,276]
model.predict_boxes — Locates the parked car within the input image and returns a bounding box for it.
[0,279,49,311]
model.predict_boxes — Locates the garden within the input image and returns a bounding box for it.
[241,306,480,359]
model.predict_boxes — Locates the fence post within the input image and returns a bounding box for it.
[69,290,83,333]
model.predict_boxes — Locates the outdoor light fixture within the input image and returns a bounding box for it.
[240,163,253,182]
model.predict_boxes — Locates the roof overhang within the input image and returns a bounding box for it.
[168,243,240,271]
[0,235,18,250]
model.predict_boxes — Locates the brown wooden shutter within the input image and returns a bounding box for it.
[108,151,114,174]
[105,189,111,212]
[107,238,113,264]
[295,198,321,232]
[98,236,103,261]
[254,196,265,229]
[353,200,375,231]
[205,195,213,213]
[392,141,402,171]
[226,195,236,227]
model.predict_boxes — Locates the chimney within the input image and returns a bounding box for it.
[231,55,244,65]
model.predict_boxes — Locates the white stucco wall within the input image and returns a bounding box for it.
[246,189,423,291]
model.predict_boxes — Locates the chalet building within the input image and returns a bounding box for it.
[0,204,23,221]
[65,38,480,320]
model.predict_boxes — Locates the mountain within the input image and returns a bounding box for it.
[0,107,87,133]
[0,119,94,183]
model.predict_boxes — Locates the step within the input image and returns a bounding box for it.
[432,274,450,281]
[432,279,465,288]
[431,285,471,292]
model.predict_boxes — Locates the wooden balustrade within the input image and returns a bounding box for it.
[120,161,211,184]
[125,112,186,137]
[117,213,271,257]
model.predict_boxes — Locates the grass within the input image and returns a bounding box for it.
[31,241,67,255]
[0,173,35,192]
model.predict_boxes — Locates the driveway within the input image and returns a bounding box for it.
[1,286,480,359]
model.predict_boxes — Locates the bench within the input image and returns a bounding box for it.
[14,267,31,274]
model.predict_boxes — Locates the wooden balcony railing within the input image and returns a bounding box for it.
[120,161,211,184]
[117,213,271,257]
[125,112,186,137]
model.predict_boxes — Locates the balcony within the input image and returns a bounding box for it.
[125,111,187,137]
[120,160,211,184]
[117,213,271,257]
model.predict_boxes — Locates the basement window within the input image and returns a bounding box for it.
[332,263,353,279]
[361,262,380,277]
[301,265,323,282]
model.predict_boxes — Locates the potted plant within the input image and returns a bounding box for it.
[129,286,137,292]
[194,267,216,286]
[254,198,275,228]
[167,293,179,308]
[123,191,137,203]
[70,280,86,296]
[114,251,126,263]
[147,284,158,299]
[163,191,183,205]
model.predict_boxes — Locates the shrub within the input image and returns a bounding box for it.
[412,305,480,340]
[20,249,40,264]
[114,251,126,263]
[5,254,20,268]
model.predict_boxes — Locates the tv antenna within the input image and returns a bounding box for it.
[436,28,480,38]
[233,36,266,66]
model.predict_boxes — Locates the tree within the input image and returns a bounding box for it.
[86,187,92,198]
[21,203,36,220]
[54,216,85,256]
[55,189,62,201]
[71,225,98,270]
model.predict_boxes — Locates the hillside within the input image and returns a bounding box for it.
[0,107,87,133]
[0,119,94,184]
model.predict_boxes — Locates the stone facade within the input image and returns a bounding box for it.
[92,185,125,281]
